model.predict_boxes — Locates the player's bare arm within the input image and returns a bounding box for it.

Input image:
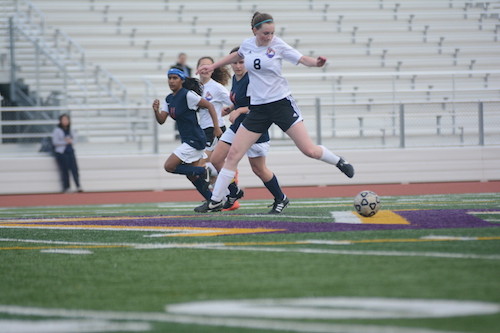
[198,98,222,138]
[229,106,249,124]
[221,105,233,117]
[197,52,243,75]
[299,56,327,67]
[152,99,168,124]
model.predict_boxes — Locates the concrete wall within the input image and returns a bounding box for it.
[1,146,499,195]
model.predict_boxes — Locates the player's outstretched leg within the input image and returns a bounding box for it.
[194,168,235,213]
[286,122,354,178]
[335,156,354,178]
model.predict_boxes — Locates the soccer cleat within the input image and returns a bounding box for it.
[268,196,290,214]
[223,200,240,211]
[194,199,223,213]
[336,157,354,178]
[223,189,244,210]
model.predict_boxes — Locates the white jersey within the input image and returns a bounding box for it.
[198,78,231,129]
[238,36,303,105]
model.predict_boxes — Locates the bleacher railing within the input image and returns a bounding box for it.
[0,101,498,156]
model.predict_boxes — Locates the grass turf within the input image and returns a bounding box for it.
[0,193,499,333]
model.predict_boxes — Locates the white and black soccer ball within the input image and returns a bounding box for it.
[354,190,381,217]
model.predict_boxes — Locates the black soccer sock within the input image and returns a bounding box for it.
[173,164,205,176]
[263,174,285,201]
[192,177,212,200]
[228,181,239,197]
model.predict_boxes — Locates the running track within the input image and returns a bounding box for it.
[1,181,499,208]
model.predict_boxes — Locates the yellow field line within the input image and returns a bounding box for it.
[1,236,499,252]
[0,244,130,251]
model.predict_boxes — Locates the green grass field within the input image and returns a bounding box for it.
[1,192,499,333]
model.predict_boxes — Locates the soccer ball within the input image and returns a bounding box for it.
[354,190,381,217]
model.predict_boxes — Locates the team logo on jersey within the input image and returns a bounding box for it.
[266,48,276,58]
[169,107,176,119]
[205,92,213,101]
[230,91,236,104]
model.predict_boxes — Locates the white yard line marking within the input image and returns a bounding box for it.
[468,211,500,215]
[40,249,93,255]
[421,235,478,241]
[204,246,500,260]
[1,238,498,260]
[0,303,484,333]
[0,319,150,333]
[166,297,500,319]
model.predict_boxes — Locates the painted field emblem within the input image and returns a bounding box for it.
[0,209,498,237]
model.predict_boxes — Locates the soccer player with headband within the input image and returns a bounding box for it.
[152,67,222,201]
[195,12,354,213]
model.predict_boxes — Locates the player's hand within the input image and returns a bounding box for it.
[222,106,232,117]
[317,56,327,67]
[152,99,159,112]
[196,64,213,75]
[214,126,223,138]
[229,110,239,124]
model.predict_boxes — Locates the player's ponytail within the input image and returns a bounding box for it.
[182,77,203,96]
[169,65,203,95]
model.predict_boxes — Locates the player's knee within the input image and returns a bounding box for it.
[226,149,243,167]
[301,146,322,159]
[164,161,176,173]
[210,156,223,172]
[251,164,265,178]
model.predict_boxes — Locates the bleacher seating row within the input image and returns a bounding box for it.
[11,0,499,107]
[1,1,499,194]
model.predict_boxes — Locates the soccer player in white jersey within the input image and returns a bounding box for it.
[196,47,289,214]
[196,56,232,177]
[195,12,354,213]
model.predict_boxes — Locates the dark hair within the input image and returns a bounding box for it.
[58,113,70,130]
[251,12,273,29]
[169,65,203,95]
[182,78,203,96]
[197,56,231,86]
[230,46,240,54]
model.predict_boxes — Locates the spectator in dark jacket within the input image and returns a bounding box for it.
[52,114,82,193]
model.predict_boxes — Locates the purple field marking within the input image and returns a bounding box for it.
[9,209,500,235]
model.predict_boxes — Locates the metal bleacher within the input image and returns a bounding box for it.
[1,0,500,194]
[22,0,500,107]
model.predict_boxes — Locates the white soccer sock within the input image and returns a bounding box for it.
[206,162,219,177]
[319,145,341,165]
[211,168,236,202]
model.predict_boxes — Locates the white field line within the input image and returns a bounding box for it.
[468,211,500,215]
[1,238,499,260]
[40,249,93,255]
[202,246,500,260]
[0,305,468,333]
[0,238,110,246]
